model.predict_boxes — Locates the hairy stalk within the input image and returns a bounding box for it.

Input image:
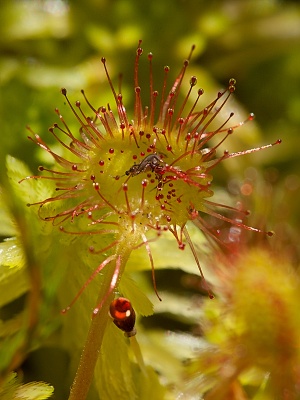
[68,238,136,400]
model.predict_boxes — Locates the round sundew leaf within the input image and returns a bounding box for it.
[182,65,262,139]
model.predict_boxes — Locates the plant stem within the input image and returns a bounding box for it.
[68,299,112,400]
[68,244,133,400]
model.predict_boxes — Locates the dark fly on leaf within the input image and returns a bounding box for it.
[125,154,163,177]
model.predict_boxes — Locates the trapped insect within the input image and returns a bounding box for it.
[125,153,163,177]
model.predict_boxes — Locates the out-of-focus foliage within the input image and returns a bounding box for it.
[1,0,300,399]
[0,372,54,400]
[183,246,300,400]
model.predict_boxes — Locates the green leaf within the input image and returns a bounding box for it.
[94,322,136,400]
[0,372,54,400]
[0,372,19,399]
[14,381,54,400]
[119,273,154,317]
[136,365,166,400]
[6,155,54,205]
[94,322,166,400]
[0,314,24,339]
[0,188,17,237]
[0,238,29,308]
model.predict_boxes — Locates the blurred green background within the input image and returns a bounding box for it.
[1,0,300,398]
[1,0,299,170]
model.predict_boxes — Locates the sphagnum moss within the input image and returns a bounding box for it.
[20,41,280,399]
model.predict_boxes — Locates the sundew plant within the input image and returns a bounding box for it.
[2,41,280,399]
